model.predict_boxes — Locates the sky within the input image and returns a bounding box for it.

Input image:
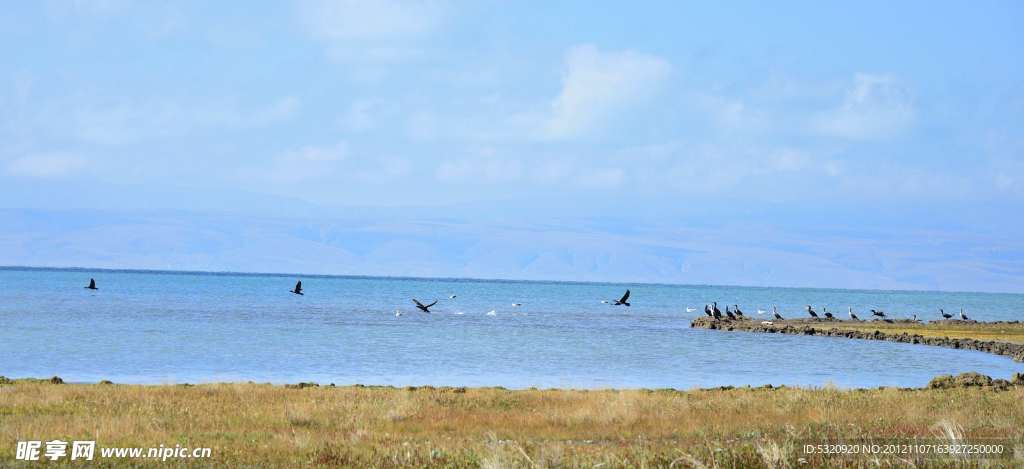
[1,1,1023,292]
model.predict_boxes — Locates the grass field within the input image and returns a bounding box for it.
[2,380,1023,467]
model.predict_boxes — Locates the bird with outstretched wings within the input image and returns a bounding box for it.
[613,289,631,306]
[290,280,304,295]
[413,299,437,313]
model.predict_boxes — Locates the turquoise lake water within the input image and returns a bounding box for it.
[1,267,1022,388]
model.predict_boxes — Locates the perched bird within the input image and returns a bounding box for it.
[712,302,723,320]
[960,308,970,321]
[823,307,834,320]
[613,290,631,307]
[940,308,952,319]
[773,305,784,320]
[85,278,98,290]
[725,306,737,320]
[394,310,402,317]
[871,309,886,318]
[806,305,819,319]
[412,299,437,313]
[733,305,744,318]
[912,314,919,322]
[686,307,697,313]
[290,280,304,296]
[704,304,713,317]
[848,307,859,321]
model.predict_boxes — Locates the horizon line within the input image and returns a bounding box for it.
[2,265,1020,297]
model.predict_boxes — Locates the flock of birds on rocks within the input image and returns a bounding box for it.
[699,301,972,323]
[83,277,976,322]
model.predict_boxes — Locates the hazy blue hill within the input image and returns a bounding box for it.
[2,208,1023,293]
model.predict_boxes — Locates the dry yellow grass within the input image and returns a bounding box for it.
[793,320,1024,344]
[2,381,1023,467]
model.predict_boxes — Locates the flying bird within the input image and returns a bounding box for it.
[773,305,784,320]
[756,308,767,315]
[412,299,437,313]
[959,308,970,321]
[85,278,97,290]
[940,308,952,319]
[290,281,304,296]
[806,305,819,319]
[848,307,859,321]
[511,303,522,307]
[686,307,697,313]
[613,290,631,306]
[449,295,457,299]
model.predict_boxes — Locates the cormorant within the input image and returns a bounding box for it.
[412,299,437,313]
[613,290,631,307]
[290,281,303,295]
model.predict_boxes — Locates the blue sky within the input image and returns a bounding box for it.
[1,1,1023,291]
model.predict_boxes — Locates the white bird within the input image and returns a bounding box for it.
[685,307,696,312]
[756,309,767,315]
[394,309,402,317]
[454,311,464,315]
[449,295,457,299]
[511,303,522,307]
[600,300,609,304]
[486,310,497,316]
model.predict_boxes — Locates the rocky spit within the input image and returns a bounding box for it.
[690,317,1024,363]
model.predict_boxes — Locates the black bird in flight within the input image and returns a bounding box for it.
[85,278,97,290]
[413,299,437,313]
[290,280,304,296]
[613,289,631,306]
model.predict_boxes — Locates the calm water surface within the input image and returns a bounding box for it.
[1,268,1022,388]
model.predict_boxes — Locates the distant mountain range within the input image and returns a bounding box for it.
[1,208,1022,293]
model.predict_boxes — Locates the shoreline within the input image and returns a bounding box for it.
[690,316,1024,362]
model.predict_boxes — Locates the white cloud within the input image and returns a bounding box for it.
[296,0,447,63]
[297,0,445,41]
[65,96,299,145]
[814,73,915,140]
[6,153,86,178]
[288,142,350,162]
[545,45,671,139]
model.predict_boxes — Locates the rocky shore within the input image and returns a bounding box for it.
[690,316,1024,362]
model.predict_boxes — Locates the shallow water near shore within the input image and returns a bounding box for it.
[2,267,1022,388]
